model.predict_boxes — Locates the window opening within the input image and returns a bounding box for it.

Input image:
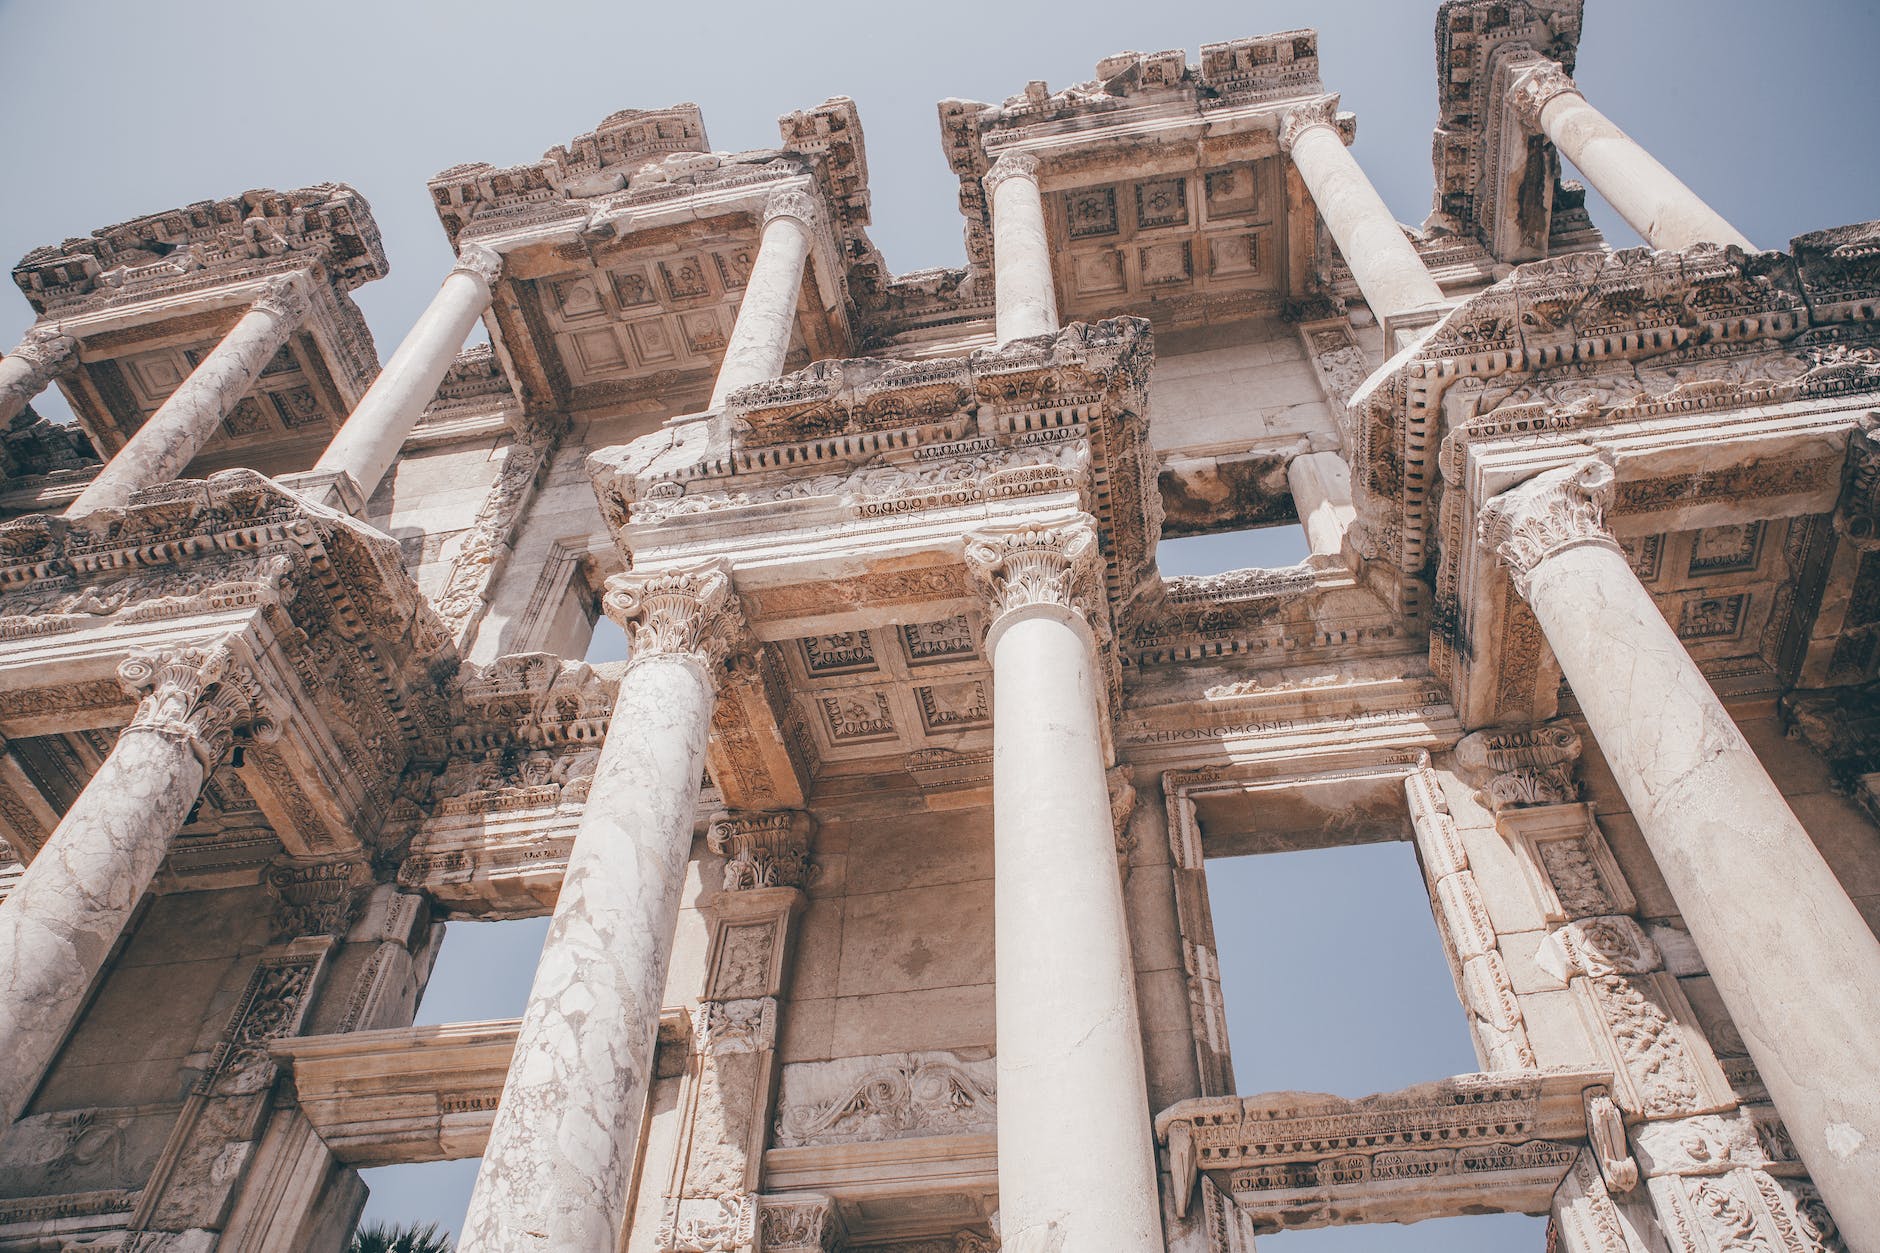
[413,916,550,1027]
[1159,522,1311,577]
[355,1157,481,1243]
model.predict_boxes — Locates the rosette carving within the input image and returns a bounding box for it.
[1477,458,1621,596]
[602,559,746,670]
[117,638,283,769]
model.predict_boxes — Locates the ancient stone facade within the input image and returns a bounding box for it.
[1,4,1877,1250]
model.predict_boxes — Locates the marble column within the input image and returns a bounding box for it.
[966,520,1160,1253]
[709,191,817,409]
[1508,60,1752,253]
[460,561,743,1253]
[0,325,78,428]
[69,275,312,515]
[313,244,502,506]
[1286,449,1356,567]
[1480,459,1880,1252]
[984,153,1060,346]
[1280,97,1447,348]
[0,639,276,1127]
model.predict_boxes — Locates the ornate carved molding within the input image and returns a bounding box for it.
[450,242,504,289]
[116,639,283,770]
[1,326,78,393]
[774,1051,997,1148]
[603,560,747,671]
[264,858,373,939]
[250,273,314,325]
[1455,720,1582,811]
[763,188,823,234]
[692,996,778,1056]
[980,151,1040,197]
[1838,412,1880,547]
[706,810,813,892]
[1278,93,1341,153]
[1478,458,1621,597]
[963,519,1102,633]
[1506,58,1581,130]
[756,1194,841,1253]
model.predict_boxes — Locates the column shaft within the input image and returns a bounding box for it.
[1286,450,1356,565]
[985,154,1059,345]
[461,565,735,1252]
[0,327,78,428]
[1514,64,1752,252]
[1487,462,1880,1251]
[70,277,310,514]
[1284,105,1445,343]
[709,199,814,409]
[314,247,500,504]
[973,525,1159,1252]
[0,640,266,1127]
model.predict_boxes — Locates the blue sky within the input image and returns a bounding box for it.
[5,0,1873,1245]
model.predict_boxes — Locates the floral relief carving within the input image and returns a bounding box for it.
[117,638,283,770]
[1478,458,1622,597]
[964,518,1102,627]
[604,559,746,670]
[774,1051,997,1148]
[706,810,812,891]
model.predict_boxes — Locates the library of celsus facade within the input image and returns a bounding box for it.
[4,0,1880,1248]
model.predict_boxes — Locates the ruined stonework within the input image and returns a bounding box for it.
[1,3,1878,1250]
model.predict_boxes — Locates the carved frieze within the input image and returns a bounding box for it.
[774,1051,997,1148]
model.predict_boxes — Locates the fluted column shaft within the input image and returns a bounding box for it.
[967,521,1159,1253]
[461,562,741,1252]
[0,639,274,1126]
[0,325,78,428]
[709,193,816,409]
[69,276,311,514]
[1482,461,1880,1252]
[314,245,501,505]
[1282,98,1446,347]
[1509,61,1752,252]
[985,153,1060,345]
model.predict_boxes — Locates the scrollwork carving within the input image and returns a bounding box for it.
[603,560,746,671]
[1455,720,1582,811]
[706,810,813,891]
[117,639,283,770]
[1478,458,1621,597]
[981,151,1041,197]
[1507,59,1581,130]
[1278,94,1341,153]
[964,518,1102,632]
[451,242,504,288]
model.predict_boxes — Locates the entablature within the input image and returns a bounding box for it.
[11,184,386,475]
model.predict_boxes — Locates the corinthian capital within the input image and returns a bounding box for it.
[451,242,504,288]
[9,325,79,373]
[602,559,747,671]
[117,638,283,769]
[1278,94,1342,153]
[250,274,313,325]
[707,809,814,891]
[1507,59,1580,130]
[965,518,1103,632]
[764,188,823,233]
[982,151,1042,197]
[1478,458,1621,597]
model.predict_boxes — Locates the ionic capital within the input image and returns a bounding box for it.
[9,325,79,374]
[451,242,504,289]
[706,809,814,891]
[1278,94,1342,153]
[1478,458,1621,597]
[1507,58,1581,130]
[763,188,822,234]
[117,638,284,770]
[982,151,1042,197]
[250,273,314,325]
[602,558,748,672]
[965,517,1103,637]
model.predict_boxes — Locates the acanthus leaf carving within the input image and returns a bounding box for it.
[963,518,1102,630]
[117,637,283,770]
[1478,457,1621,597]
[706,810,813,892]
[603,559,746,671]
[1507,59,1580,130]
